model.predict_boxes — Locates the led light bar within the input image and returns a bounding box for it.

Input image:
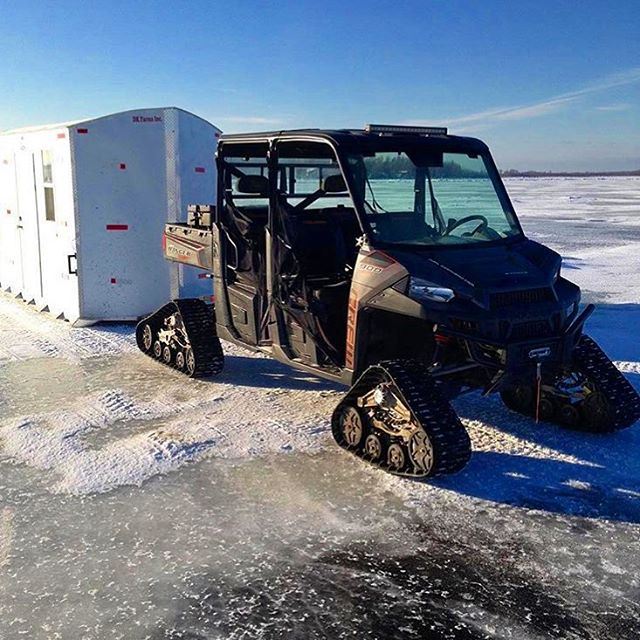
[365,124,448,136]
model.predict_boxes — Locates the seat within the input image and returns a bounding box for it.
[292,210,348,284]
[317,205,361,264]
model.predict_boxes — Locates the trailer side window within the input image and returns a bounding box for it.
[42,150,55,221]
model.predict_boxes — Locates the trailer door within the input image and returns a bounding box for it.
[0,155,21,292]
[14,151,44,304]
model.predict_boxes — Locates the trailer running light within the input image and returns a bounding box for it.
[365,124,448,136]
[57,133,66,139]
[77,128,88,134]
[119,163,126,170]
[106,224,129,231]
[110,278,117,284]
[194,167,206,173]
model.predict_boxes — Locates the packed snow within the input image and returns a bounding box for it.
[0,176,639,639]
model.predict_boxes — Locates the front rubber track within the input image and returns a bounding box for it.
[500,334,640,432]
[331,359,471,478]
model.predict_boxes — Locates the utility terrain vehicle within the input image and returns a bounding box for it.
[137,124,640,477]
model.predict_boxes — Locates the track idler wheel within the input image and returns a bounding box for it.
[537,395,556,422]
[338,405,365,448]
[500,385,535,415]
[185,348,196,377]
[387,444,406,472]
[560,403,580,427]
[141,324,153,352]
[580,391,611,432]
[408,430,434,475]
[363,434,382,461]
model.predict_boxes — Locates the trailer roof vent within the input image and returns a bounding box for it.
[365,124,448,137]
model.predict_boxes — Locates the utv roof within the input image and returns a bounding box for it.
[219,126,489,153]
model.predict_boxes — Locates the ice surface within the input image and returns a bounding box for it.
[1,176,639,639]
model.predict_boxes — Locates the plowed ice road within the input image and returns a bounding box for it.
[1,177,640,640]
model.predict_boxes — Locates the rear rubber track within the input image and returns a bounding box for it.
[136,298,224,378]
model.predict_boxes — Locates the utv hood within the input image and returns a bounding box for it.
[387,238,562,294]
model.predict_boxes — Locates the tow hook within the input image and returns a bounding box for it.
[535,361,543,423]
[528,348,550,422]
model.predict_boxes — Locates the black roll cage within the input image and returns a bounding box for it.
[215,131,525,250]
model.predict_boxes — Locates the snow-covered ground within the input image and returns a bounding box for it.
[0,176,639,639]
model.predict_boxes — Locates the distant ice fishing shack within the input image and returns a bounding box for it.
[0,107,220,325]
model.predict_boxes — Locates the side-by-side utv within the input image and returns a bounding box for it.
[137,124,640,477]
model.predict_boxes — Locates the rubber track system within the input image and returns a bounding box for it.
[332,359,471,477]
[502,334,640,432]
[572,335,640,431]
[136,299,224,378]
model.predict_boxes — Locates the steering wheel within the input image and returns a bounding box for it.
[443,215,488,236]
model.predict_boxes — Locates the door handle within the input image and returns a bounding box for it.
[67,254,78,275]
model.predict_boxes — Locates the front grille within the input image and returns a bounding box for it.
[510,320,552,340]
[490,287,554,309]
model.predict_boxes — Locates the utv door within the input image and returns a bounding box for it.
[271,140,362,367]
[214,143,270,346]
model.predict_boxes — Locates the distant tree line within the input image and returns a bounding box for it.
[364,155,484,179]
[501,168,640,178]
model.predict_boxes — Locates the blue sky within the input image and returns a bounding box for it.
[0,0,638,170]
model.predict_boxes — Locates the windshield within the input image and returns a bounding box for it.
[346,149,521,247]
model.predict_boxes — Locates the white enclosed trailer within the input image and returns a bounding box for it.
[0,107,220,325]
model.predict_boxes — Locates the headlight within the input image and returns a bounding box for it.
[408,278,455,303]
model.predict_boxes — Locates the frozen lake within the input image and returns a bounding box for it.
[1,177,640,639]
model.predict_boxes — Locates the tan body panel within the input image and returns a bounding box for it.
[346,247,409,369]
